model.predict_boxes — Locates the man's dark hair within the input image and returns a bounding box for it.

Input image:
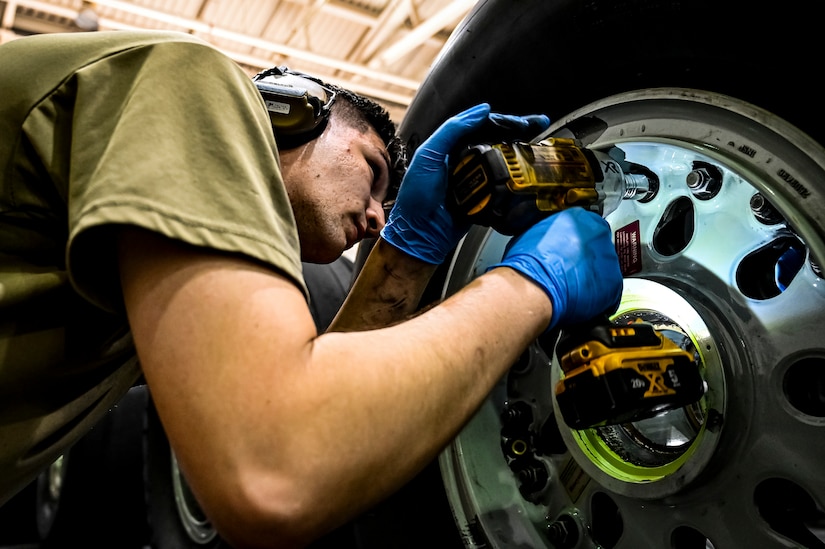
[321,82,407,204]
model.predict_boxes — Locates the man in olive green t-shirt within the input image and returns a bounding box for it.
[0,30,623,548]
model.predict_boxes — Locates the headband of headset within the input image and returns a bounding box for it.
[253,66,337,148]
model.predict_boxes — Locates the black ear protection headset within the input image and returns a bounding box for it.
[253,66,337,149]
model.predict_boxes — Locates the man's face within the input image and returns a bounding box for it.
[278,111,391,263]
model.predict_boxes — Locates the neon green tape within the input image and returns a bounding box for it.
[572,422,705,483]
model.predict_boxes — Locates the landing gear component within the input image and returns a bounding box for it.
[439,90,825,548]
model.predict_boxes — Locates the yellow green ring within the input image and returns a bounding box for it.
[569,401,707,482]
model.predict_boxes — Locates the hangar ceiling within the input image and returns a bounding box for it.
[0,0,477,120]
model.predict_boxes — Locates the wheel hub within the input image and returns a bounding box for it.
[554,278,725,499]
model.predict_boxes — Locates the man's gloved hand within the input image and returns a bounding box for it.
[490,208,623,331]
[381,103,550,264]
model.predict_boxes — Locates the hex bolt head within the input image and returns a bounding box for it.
[750,192,783,224]
[686,163,723,200]
[546,514,579,548]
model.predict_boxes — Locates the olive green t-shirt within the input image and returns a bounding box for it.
[0,30,307,503]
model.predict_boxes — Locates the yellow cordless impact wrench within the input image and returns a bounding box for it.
[447,137,706,429]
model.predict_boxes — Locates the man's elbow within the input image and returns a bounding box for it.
[202,471,330,549]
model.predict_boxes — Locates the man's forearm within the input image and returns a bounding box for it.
[329,237,439,331]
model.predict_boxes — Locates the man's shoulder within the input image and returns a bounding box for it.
[0,30,214,127]
[0,29,206,57]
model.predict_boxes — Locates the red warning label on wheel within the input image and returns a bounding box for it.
[615,220,643,276]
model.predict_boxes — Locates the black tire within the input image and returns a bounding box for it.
[0,385,150,548]
[0,456,67,545]
[358,0,824,547]
[42,385,150,548]
[351,461,463,549]
[303,256,356,331]
[399,0,821,149]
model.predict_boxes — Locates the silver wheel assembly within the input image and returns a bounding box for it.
[439,89,825,548]
[35,455,67,539]
[171,453,218,545]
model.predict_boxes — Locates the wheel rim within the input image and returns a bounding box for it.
[35,455,67,539]
[171,453,218,544]
[439,89,825,548]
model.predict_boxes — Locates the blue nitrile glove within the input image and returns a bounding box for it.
[489,208,624,331]
[381,103,550,264]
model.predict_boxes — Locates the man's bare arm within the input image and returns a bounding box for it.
[119,228,552,549]
[329,238,439,331]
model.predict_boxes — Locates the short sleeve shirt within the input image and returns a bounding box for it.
[0,30,307,502]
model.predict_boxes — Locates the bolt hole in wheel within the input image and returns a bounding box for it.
[439,90,825,548]
[590,492,622,548]
[652,196,694,257]
[671,526,714,549]
[784,358,825,417]
[755,479,825,548]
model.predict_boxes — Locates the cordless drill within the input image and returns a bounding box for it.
[447,137,705,429]
[447,137,655,235]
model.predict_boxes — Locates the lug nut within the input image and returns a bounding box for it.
[516,460,548,495]
[546,514,579,548]
[686,163,722,200]
[685,169,708,189]
[750,193,783,225]
[501,401,533,428]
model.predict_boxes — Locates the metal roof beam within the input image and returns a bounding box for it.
[13,0,419,91]
[2,0,19,29]
[351,0,410,62]
[375,0,473,66]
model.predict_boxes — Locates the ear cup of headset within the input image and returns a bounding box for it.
[253,68,335,144]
